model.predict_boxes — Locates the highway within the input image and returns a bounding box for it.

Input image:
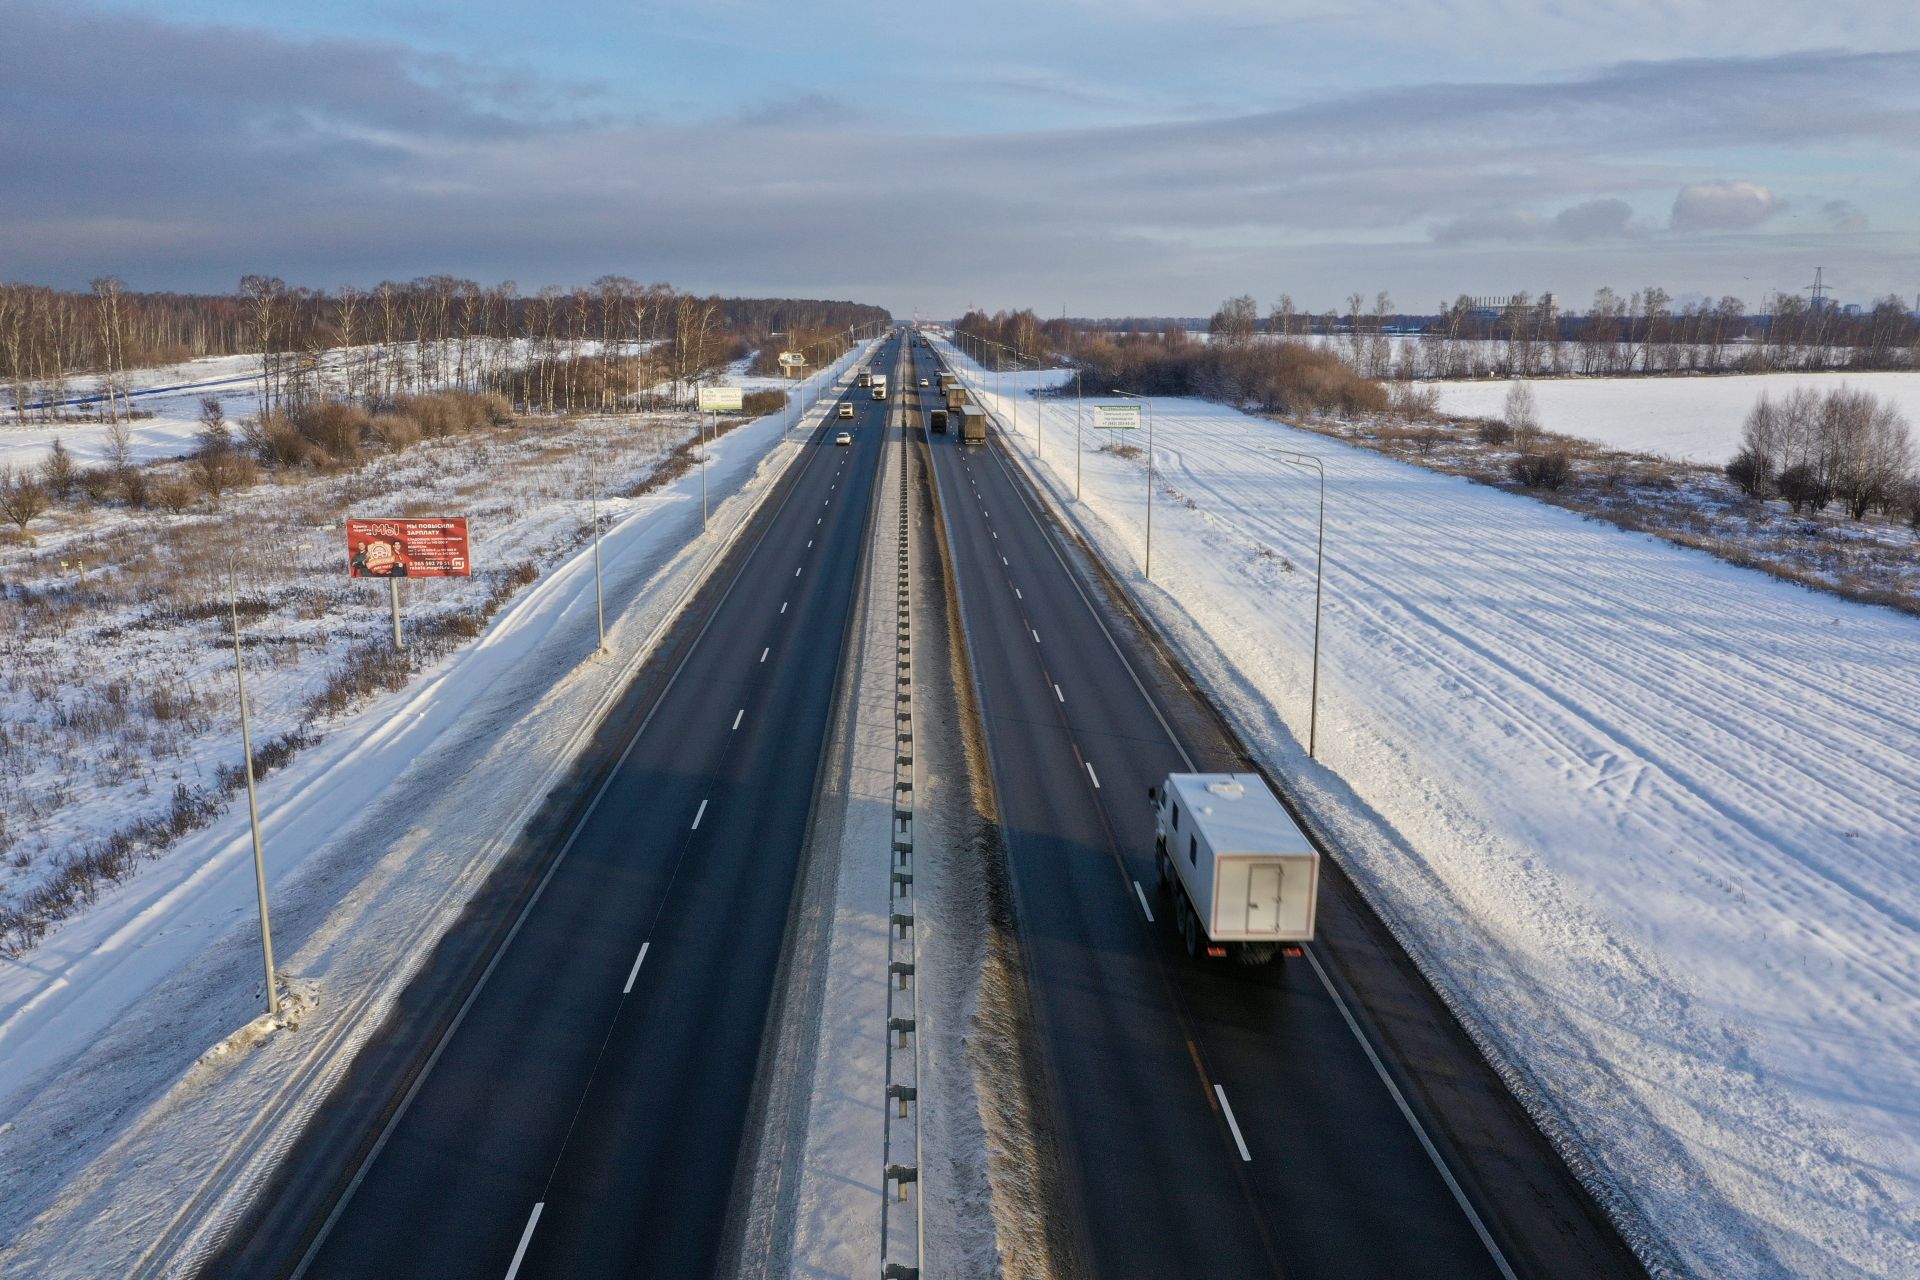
[207,339,902,1279]
[908,338,1644,1279]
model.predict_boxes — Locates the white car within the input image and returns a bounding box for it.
[919,377,929,387]
[835,431,853,446]
[838,402,854,418]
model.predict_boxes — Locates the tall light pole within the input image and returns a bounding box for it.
[1074,367,1083,499]
[588,442,607,654]
[1269,450,1326,759]
[1112,390,1155,579]
[228,560,279,1017]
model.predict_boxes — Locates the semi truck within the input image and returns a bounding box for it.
[1148,773,1317,965]
[871,373,889,401]
[944,385,969,411]
[929,408,949,434]
[857,369,872,388]
[958,404,987,444]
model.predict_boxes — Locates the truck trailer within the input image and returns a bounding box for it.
[856,369,872,388]
[929,408,949,434]
[957,405,988,444]
[944,385,969,410]
[1149,773,1317,964]
[871,373,889,401]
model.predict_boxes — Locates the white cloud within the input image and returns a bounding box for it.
[1670,181,1780,231]
[1553,198,1636,241]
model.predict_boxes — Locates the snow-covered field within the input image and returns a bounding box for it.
[1432,370,1920,463]
[0,345,873,1277]
[938,341,1920,1278]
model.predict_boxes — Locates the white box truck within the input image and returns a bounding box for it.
[1149,773,1317,964]
[872,373,889,401]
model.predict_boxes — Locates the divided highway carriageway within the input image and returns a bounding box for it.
[209,337,902,1280]
[906,335,1645,1280]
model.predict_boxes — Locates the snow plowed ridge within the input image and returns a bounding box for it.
[939,344,1920,1279]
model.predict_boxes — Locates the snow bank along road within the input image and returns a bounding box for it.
[910,341,1641,1279]
[940,339,1920,1276]
[205,337,902,1279]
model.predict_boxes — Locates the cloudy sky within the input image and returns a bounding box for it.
[2,0,1916,316]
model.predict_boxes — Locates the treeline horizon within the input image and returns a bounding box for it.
[1036,284,1920,378]
[0,275,890,421]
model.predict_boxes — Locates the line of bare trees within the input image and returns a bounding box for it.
[1172,286,1920,381]
[1,276,888,423]
[1726,387,1918,523]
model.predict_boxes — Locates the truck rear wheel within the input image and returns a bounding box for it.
[1180,899,1200,957]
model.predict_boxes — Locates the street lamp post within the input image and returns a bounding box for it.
[1269,450,1326,758]
[1112,390,1156,579]
[1074,368,1083,499]
[228,560,279,1017]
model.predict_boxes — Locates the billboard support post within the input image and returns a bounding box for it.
[389,577,403,652]
[229,560,279,1018]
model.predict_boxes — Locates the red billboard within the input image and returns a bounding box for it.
[346,517,471,578]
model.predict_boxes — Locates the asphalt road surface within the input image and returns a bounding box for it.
[909,337,1644,1280]
[209,339,900,1280]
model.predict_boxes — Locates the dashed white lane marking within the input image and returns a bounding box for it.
[760,647,769,663]
[732,708,744,730]
[780,601,788,614]
[795,566,803,577]
[1002,556,1009,566]
[1215,1085,1252,1162]
[1133,880,1154,922]
[1031,628,1041,644]
[1054,683,1064,702]
[816,517,822,525]
[505,1203,544,1280]
[1014,587,1022,599]
[623,941,651,993]
[691,799,708,830]
[993,531,999,540]
[807,539,813,548]
[1085,761,1101,788]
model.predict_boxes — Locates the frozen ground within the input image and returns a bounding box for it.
[0,345,873,1277]
[1431,369,1920,463]
[937,340,1920,1279]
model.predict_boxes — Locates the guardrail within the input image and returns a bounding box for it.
[878,362,924,1280]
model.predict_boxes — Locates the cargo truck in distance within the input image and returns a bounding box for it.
[929,408,949,433]
[1148,773,1317,964]
[871,373,888,401]
[857,369,872,388]
[958,404,988,444]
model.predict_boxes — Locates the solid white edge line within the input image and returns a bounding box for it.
[504,1202,544,1280]
[1301,946,1519,1279]
[622,941,651,994]
[1214,1085,1252,1162]
[1133,880,1154,922]
[1086,761,1100,788]
[732,709,743,730]
[691,798,708,829]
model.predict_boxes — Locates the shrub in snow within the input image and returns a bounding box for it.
[1509,449,1572,490]
[1476,419,1514,446]
[1776,462,1832,515]
[1725,448,1771,498]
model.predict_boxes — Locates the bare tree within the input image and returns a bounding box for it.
[0,464,51,536]
[1504,381,1540,450]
